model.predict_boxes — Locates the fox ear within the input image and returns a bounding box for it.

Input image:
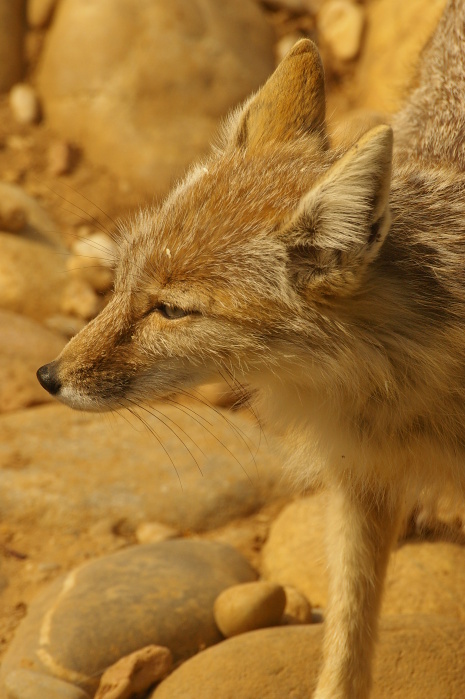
[229,39,326,151]
[283,125,393,296]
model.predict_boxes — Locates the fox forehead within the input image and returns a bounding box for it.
[115,139,329,304]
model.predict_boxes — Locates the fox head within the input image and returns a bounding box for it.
[37,40,393,412]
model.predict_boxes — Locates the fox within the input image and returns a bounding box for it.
[36,1,465,697]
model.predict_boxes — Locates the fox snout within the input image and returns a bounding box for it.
[37,361,62,396]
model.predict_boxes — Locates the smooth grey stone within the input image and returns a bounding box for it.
[0,540,256,695]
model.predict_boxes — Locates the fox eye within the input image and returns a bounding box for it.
[157,303,191,320]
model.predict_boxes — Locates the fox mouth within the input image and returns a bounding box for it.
[36,359,204,412]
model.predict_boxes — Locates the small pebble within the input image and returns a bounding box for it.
[268,0,306,9]
[282,586,313,625]
[95,645,172,699]
[48,141,75,176]
[61,278,100,320]
[317,0,365,61]
[195,381,241,409]
[66,254,114,294]
[37,561,61,575]
[0,202,26,232]
[6,135,33,151]
[9,84,41,125]
[135,522,180,544]
[265,0,323,12]
[71,230,116,268]
[214,581,286,638]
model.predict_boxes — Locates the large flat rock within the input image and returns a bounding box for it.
[151,616,465,698]
[0,402,286,533]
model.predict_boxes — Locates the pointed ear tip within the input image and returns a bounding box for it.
[357,124,393,157]
[283,38,322,67]
[369,124,393,146]
[287,38,319,57]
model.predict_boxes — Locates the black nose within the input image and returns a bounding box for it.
[36,362,62,396]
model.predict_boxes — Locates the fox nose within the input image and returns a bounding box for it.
[36,362,62,396]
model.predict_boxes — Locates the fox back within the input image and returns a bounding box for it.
[37,2,465,697]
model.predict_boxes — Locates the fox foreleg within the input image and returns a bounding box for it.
[314,482,402,699]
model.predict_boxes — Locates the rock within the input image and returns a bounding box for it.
[264,0,324,12]
[0,234,66,321]
[60,277,101,320]
[0,310,66,413]
[0,402,285,532]
[48,140,75,176]
[94,645,172,699]
[0,540,257,695]
[70,230,115,265]
[151,616,465,698]
[66,254,113,294]
[0,181,64,247]
[261,494,329,607]
[317,0,365,61]
[0,0,24,92]
[135,522,180,544]
[305,0,325,11]
[37,0,275,195]
[195,381,243,410]
[383,540,465,623]
[372,616,465,698]
[214,581,286,637]
[9,83,41,124]
[261,492,465,622]
[412,492,465,538]
[347,0,447,113]
[67,230,115,293]
[44,314,86,338]
[27,0,59,28]
[282,585,312,625]
[263,0,307,10]
[5,670,90,699]
[151,625,321,699]
[0,200,26,232]
[201,509,277,572]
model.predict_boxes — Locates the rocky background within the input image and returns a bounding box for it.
[1,0,465,698]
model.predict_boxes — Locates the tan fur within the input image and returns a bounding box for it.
[37,3,465,696]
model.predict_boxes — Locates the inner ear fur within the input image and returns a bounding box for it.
[284,125,394,294]
[230,39,327,151]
